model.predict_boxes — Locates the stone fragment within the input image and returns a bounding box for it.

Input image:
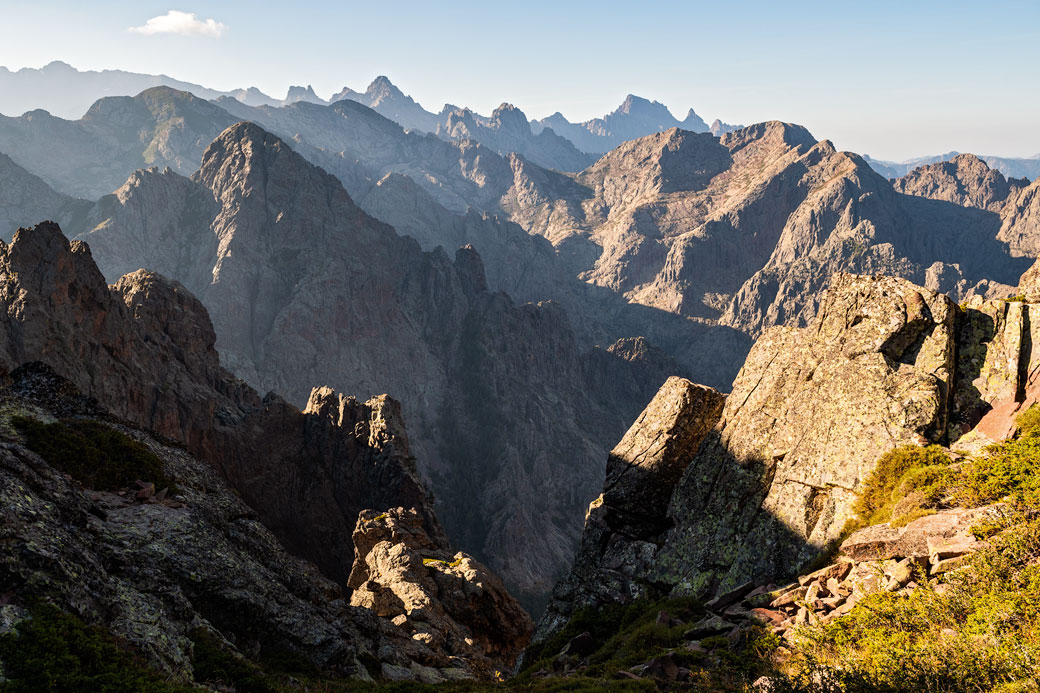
[683,614,735,639]
[770,586,808,608]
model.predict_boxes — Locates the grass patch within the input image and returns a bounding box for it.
[845,444,954,533]
[769,405,1040,691]
[11,416,177,493]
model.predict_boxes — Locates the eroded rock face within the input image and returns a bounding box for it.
[535,377,724,641]
[0,221,439,588]
[348,508,533,677]
[654,274,957,597]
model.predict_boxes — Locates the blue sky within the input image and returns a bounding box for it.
[1,0,1038,160]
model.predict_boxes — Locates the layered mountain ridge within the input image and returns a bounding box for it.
[64,121,679,610]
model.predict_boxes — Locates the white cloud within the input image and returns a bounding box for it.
[128,10,226,38]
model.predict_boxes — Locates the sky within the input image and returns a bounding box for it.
[0,0,1038,161]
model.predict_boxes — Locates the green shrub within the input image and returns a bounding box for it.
[189,628,278,693]
[0,602,191,692]
[847,445,953,532]
[776,512,1040,691]
[961,435,1040,508]
[11,416,176,493]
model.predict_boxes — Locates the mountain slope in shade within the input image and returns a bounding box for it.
[0,152,91,238]
[71,122,678,610]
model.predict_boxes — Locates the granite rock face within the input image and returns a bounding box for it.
[654,274,958,597]
[537,274,967,642]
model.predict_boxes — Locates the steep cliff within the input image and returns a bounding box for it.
[71,122,671,609]
[0,224,532,683]
[538,271,1040,644]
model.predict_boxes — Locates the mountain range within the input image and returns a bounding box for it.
[3,56,1040,689]
[4,82,1040,613]
[864,150,1040,181]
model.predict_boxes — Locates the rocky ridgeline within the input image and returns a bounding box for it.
[537,270,1040,646]
[0,224,531,682]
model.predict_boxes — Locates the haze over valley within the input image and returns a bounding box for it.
[2,3,1040,690]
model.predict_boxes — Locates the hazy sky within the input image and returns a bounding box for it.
[1,0,1038,160]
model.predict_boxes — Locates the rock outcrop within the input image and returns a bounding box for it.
[536,377,724,640]
[537,274,981,642]
[0,221,441,589]
[0,364,527,682]
[348,508,533,679]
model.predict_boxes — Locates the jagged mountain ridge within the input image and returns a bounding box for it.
[504,122,1035,339]
[67,121,679,610]
[437,103,596,172]
[0,223,531,683]
[531,94,740,154]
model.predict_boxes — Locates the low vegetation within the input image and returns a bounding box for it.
[11,416,177,492]
[771,406,1040,691]
[0,603,191,693]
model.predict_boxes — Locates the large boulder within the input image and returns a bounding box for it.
[347,508,532,678]
[534,377,724,642]
[654,274,957,597]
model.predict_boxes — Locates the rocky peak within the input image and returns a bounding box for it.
[894,153,1023,211]
[366,75,406,103]
[680,107,709,132]
[720,120,817,154]
[581,128,731,207]
[284,84,325,105]
[490,102,530,134]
